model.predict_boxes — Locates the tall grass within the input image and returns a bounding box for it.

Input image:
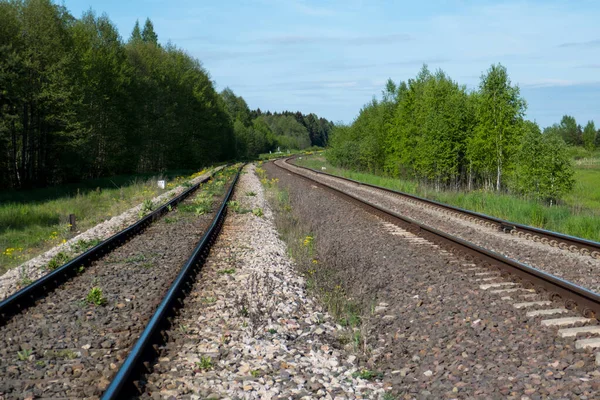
[296,155,600,243]
[0,169,205,274]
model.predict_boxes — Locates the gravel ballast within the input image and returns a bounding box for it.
[285,160,600,295]
[266,161,600,399]
[0,173,233,399]
[138,164,386,399]
[0,167,223,302]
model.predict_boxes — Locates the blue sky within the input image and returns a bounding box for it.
[64,0,600,128]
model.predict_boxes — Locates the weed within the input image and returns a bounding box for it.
[164,217,177,224]
[17,349,32,361]
[141,262,153,269]
[46,252,70,271]
[382,393,397,400]
[250,369,261,378]
[123,254,146,263]
[352,369,383,380]
[142,199,154,213]
[218,268,236,275]
[71,238,102,253]
[202,296,217,304]
[233,270,281,337]
[19,266,32,286]
[268,328,277,334]
[46,349,78,360]
[86,287,107,306]
[166,204,172,212]
[195,355,213,370]
[245,191,257,197]
[35,360,45,367]
[178,324,188,333]
[252,208,264,217]
[227,200,248,214]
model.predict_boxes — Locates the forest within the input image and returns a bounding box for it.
[0,0,332,191]
[327,65,598,204]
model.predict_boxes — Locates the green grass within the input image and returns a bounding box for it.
[0,168,210,274]
[296,154,600,243]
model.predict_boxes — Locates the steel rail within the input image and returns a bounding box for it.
[287,157,600,257]
[101,165,241,400]
[0,170,219,325]
[274,159,600,318]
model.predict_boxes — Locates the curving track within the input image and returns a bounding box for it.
[274,158,600,356]
[0,167,241,399]
[288,157,600,258]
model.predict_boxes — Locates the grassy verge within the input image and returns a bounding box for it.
[295,154,600,243]
[0,168,212,274]
[258,147,324,161]
[259,166,372,355]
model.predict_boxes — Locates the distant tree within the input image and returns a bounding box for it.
[557,115,582,146]
[130,19,142,42]
[141,18,158,45]
[583,121,597,150]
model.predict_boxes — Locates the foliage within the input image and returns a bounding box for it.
[583,121,597,151]
[195,355,213,370]
[219,88,333,159]
[0,1,234,191]
[326,63,575,203]
[86,287,107,306]
[512,123,575,203]
[46,251,70,271]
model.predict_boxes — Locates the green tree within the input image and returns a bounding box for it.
[130,19,142,42]
[582,120,596,150]
[557,115,582,146]
[141,18,158,45]
[512,121,574,204]
[468,64,526,191]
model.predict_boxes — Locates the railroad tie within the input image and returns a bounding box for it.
[526,308,569,317]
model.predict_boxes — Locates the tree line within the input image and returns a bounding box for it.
[220,88,333,159]
[0,0,332,190]
[327,64,580,204]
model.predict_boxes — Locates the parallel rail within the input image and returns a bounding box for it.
[275,159,600,319]
[102,166,241,399]
[0,170,217,325]
[287,157,600,258]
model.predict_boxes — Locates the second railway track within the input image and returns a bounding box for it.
[273,158,600,347]
[289,156,600,258]
[284,157,600,296]
[0,166,241,399]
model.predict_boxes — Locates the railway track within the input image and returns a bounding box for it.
[288,157,600,258]
[273,158,600,354]
[0,166,241,399]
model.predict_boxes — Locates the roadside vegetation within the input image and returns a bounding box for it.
[0,169,208,274]
[326,65,592,206]
[296,153,600,242]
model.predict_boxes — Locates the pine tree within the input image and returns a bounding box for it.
[141,18,158,45]
[130,20,142,42]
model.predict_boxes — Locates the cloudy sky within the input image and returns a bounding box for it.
[66,0,600,128]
